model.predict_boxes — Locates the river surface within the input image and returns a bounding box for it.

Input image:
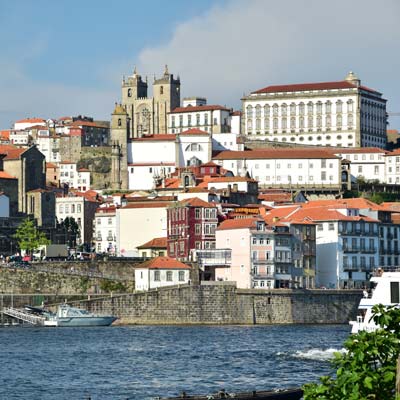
[0,324,350,400]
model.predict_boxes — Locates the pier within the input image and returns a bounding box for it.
[2,307,45,326]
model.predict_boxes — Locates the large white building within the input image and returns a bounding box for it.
[213,148,341,189]
[59,162,91,191]
[94,205,117,254]
[242,72,387,148]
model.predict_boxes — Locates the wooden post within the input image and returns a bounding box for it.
[396,356,400,397]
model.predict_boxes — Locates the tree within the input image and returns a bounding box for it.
[13,218,50,255]
[303,305,400,400]
[60,217,80,248]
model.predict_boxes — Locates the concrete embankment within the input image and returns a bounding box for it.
[67,282,362,325]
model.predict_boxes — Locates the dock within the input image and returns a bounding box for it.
[2,307,45,326]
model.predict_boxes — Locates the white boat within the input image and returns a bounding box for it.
[43,304,117,327]
[349,268,400,334]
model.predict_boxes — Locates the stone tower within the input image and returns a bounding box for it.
[122,67,148,137]
[110,103,129,190]
[120,65,181,138]
[153,65,181,134]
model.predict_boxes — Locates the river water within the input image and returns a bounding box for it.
[0,324,350,400]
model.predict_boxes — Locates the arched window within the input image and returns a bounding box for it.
[246,105,253,118]
[247,119,253,130]
[337,114,342,127]
[281,103,287,116]
[256,119,261,130]
[308,116,313,128]
[347,100,354,113]
[185,143,203,152]
[127,88,132,97]
[118,118,122,127]
[336,100,343,113]
[290,103,296,115]
[264,118,270,131]
[273,104,279,116]
[282,117,287,130]
[264,104,270,117]
[307,102,313,114]
[348,114,354,127]
[317,115,322,128]
[326,101,332,113]
[290,117,296,129]
[160,86,164,95]
[299,117,305,129]
[255,104,261,117]
[316,101,322,114]
[273,118,278,130]
[299,102,305,115]
[326,115,331,127]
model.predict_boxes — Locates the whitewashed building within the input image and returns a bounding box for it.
[9,130,30,146]
[385,149,400,185]
[94,205,117,254]
[14,118,46,131]
[213,148,341,190]
[127,129,212,190]
[59,162,91,191]
[168,98,231,134]
[242,72,387,148]
[37,134,61,163]
[134,256,191,291]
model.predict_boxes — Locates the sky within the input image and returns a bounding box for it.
[1,0,399,130]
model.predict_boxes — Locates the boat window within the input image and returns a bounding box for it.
[390,281,400,304]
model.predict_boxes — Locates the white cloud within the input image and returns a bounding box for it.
[137,0,400,120]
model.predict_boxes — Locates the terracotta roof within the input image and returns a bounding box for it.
[179,128,209,136]
[333,147,387,154]
[302,198,385,211]
[217,218,264,231]
[178,197,216,208]
[259,192,293,203]
[201,161,220,168]
[252,80,380,95]
[213,149,338,160]
[137,237,167,249]
[377,202,400,212]
[0,130,10,139]
[231,111,242,116]
[207,176,257,183]
[0,171,16,179]
[78,168,90,172]
[0,145,26,160]
[46,162,57,168]
[122,201,173,209]
[138,256,191,270]
[15,118,45,124]
[70,120,104,128]
[170,105,230,113]
[130,134,176,142]
[386,149,400,156]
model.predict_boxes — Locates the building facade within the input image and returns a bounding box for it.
[242,72,387,148]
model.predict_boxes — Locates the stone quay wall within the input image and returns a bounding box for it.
[70,282,362,325]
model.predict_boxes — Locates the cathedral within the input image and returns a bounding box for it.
[110,65,181,189]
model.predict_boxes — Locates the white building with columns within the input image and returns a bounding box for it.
[242,72,387,148]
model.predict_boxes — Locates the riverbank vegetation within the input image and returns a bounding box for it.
[303,305,400,399]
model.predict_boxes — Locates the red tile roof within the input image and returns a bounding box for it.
[252,80,380,95]
[15,118,46,124]
[217,218,263,231]
[0,145,26,160]
[0,171,16,179]
[46,162,57,168]
[170,105,230,113]
[122,201,173,209]
[137,237,167,249]
[178,197,216,208]
[213,149,338,160]
[138,256,191,269]
[207,176,257,183]
[179,128,209,136]
[302,198,385,211]
[0,130,10,139]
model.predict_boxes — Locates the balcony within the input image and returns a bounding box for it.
[107,236,115,241]
[252,257,274,264]
[195,249,231,268]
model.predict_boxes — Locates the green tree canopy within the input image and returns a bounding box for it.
[59,217,80,248]
[303,304,400,400]
[13,218,50,254]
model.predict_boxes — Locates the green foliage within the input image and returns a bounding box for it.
[60,217,80,248]
[370,193,385,204]
[13,218,50,254]
[77,156,111,174]
[303,305,400,400]
[99,280,127,293]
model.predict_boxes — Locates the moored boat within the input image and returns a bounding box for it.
[43,304,117,327]
[349,268,400,334]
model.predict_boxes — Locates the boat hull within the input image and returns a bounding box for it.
[44,316,117,327]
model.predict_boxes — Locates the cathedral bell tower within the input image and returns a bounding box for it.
[153,65,181,134]
[122,67,148,138]
[110,103,129,190]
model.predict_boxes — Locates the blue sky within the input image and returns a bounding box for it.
[1,0,399,129]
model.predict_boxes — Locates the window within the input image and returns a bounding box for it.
[316,102,322,114]
[246,105,253,118]
[179,271,185,282]
[77,204,81,213]
[326,101,331,113]
[160,86,164,95]
[290,103,296,115]
[317,224,323,231]
[299,103,305,115]
[154,271,161,281]
[166,271,173,281]
[273,104,279,116]
[179,115,183,127]
[336,100,342,113]
[329,223,335,231]
[59,205,64,214]
[188,115,192,127]
[196,114,200,126]
[321,171,327,180]
[195,208,201,219]
[171,116,175,128]
[347,100,354,113]
[195,224,201,235]
[307,102,313,114]
[281,104,287,116]
[256,104,261,117]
